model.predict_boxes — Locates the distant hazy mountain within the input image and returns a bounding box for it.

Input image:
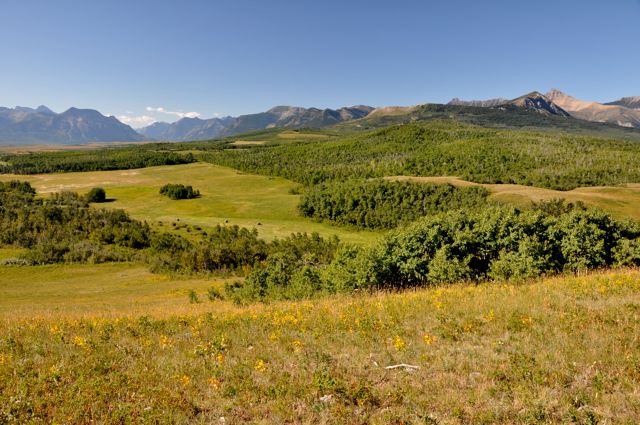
[547,89,640,128]
[448,98,508,107]
[605,96,640,110]
[0,106,144,144]
[140,105,374,141]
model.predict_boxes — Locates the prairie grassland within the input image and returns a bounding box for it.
[1,268,639,423]
[388,175,640,220]
[0,162,379,244]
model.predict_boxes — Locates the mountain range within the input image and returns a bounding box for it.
[546,89,640,129]
[2,89,640,145]
[138,105,374,141]
[0,106,144,144]
[450,90,640,129]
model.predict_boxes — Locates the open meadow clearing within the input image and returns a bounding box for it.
[1,268,639,423]
[0,162,379,245]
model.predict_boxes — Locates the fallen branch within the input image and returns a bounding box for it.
[385,364,420,370]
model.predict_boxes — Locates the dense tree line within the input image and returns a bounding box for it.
[0,148,196,174]
[204,121,640,190]
[228,202,640,303]
[299,179,489,229]
[159,184,200,200]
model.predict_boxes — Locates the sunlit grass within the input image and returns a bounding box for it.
[1,268,639,423]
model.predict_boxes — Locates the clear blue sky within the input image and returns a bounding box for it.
[1,0,639,127]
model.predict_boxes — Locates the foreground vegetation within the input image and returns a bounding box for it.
[1,269,639,423]
[231,202,640,303]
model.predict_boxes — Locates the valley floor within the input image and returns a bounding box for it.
[0,162,379,245]
[1,267,639,423]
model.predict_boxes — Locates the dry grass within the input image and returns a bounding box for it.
[386,175,640,220]
[277,131,330,140]
[230,140,267,146]
[1,268,639,423]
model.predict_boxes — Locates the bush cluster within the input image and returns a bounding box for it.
[228,202,640,303]
[159,184,200,200]
[0,182,149,264]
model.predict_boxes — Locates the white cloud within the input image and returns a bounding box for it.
[145,106,201,119]
[116,114,157,129]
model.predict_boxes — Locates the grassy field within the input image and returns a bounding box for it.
[388,175,640,221]
[1,267,639,423]
[0,162,379,245]
[0,262,231,319]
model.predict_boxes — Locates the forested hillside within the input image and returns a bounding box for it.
[205,121,640,190]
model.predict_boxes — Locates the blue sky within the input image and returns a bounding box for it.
[1,0,639,127]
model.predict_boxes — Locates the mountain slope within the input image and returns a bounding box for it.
[0,106,144,144]
[338,101,640,141]
[605,96,640,109]
[447,92,570,117]
[506,92,571,117]
[448,98,507,107]
[547,89,640,129]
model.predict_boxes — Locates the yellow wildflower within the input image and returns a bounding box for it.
[393,335,406,352]
[254,359,267,372]
[291,339,303,353]
[484,309,495,322]
[423,334,437,345]
[159,335,173,349]
[178,375,190,387]
[72,336,86,347]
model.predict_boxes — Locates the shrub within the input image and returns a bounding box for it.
[86,187,106,203]
[207,287,224,301]
[613,239,640,267]
[159,184,200,200]
[188,289,200,304]
[352,205,640,290]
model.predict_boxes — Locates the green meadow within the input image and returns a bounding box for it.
[0,162,379,245]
